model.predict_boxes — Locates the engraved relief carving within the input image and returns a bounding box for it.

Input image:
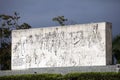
[12,23,107,69]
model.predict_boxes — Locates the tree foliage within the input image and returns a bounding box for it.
[52,16,68,26]
[112,34,120,63]
[0,12,31,70]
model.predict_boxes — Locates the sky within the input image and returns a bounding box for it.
[0,0,120,37]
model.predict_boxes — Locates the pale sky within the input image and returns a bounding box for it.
[0,0,120,37]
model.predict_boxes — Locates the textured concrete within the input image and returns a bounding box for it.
[0,65,119,76]
[12,22,112,70]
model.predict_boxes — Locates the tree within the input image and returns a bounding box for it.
[52,16,68,26]
[112,34,120,63]
[0,12,31,70]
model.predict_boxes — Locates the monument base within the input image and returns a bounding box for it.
[0,65,120,76]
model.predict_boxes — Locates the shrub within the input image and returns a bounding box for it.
[0,72,120,80]
[63,72,120,80]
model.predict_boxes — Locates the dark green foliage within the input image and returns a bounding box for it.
[0,72,120,80]
[112,34,120,63]
[0,74,62,80]
[113,34,120,51]
[64,72,120,80]
[17,23,31,29]
[52,16,68,26]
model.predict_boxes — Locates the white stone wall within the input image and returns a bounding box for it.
[12,22,112,70]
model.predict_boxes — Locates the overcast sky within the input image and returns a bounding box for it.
[0,0,120,37]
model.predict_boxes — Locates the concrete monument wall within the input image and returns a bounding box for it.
[12,22,112,70]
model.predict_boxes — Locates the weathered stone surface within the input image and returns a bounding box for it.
[12,22,112,70]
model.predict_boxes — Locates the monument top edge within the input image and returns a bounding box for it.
[12,22,111,32]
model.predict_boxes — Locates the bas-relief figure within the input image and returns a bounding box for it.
[12,22,112,70]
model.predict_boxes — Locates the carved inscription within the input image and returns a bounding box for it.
[12,58,24,66]
[12,23,110,70]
